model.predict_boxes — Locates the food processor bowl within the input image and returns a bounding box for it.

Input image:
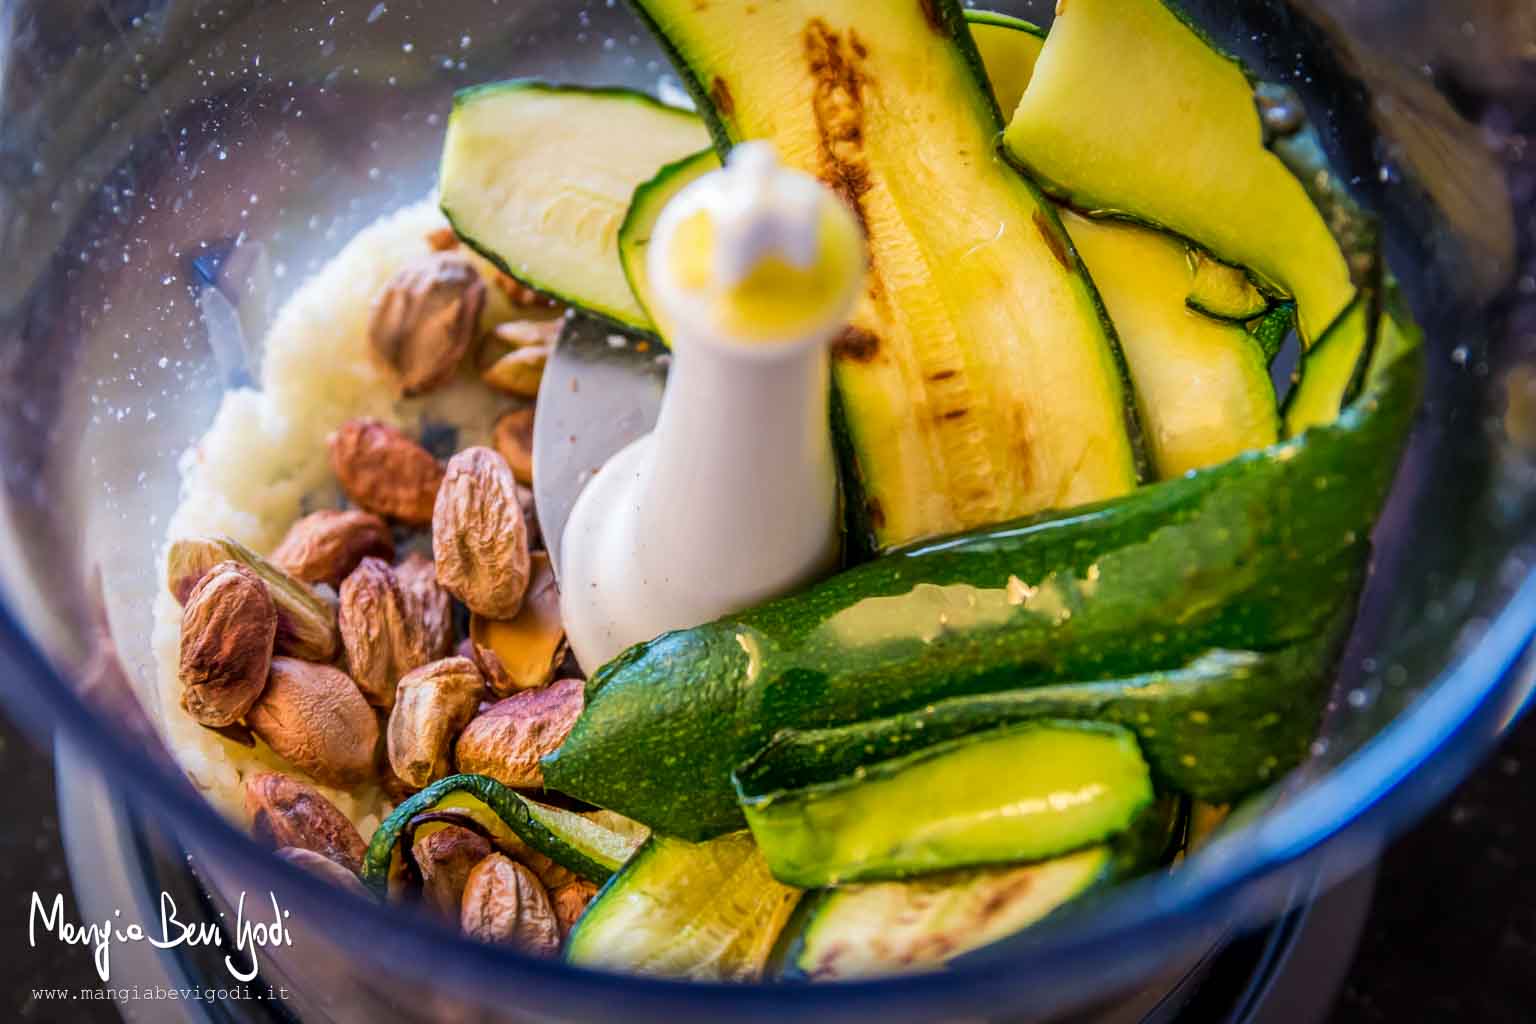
[1,1,1533,1021]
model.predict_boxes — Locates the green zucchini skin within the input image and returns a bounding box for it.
[615,148,717,330]
[736,720,1154,887]
[545,339,1422,840]
[739,611,1353,806]
[360,774,627,893]
[1249,302,1298,365]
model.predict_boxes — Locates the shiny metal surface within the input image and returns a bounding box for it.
[534,316,667,578]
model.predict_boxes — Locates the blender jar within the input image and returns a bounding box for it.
[0,1,1534,1021]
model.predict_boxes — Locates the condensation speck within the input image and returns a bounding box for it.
[368,167,382,181]
[402,42,414,53]
[1346,688,1369,709]
[367,3,387,23]
[1451,345,1470,366]
[460,35,472,49]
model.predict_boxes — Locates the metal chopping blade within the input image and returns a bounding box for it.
[532,316,669,578]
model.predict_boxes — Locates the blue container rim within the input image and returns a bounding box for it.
[1,563,1533,1017]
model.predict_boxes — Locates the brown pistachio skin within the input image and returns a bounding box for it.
[339,558,414,709]
[432,447,530,619]
[413,824,493,921]
[168,536,338,663]
[517,848,577,892]
[465,639,515,698]
[395,553,454,662]
[454,678,584,790]
[245,771,367,873]
[270,510,394,587]
[387,657,485,789]
[178,562,277,727]
[369,252,486,397]
[552,879,599,939]
[492,407,535,487]
[275,848,371,897]
[459,854,560,955]
[328,419,444,525]
[247,659,379,787]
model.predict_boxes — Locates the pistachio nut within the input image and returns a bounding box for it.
[467,552,565,696]
[269,509,394,587]
[454,678,584,790]
[413,823,493,920]
[247,659,379,787]
[245,771,367,873]
[178,561,277,727]
[369,252,486,397]
[167,536,339,662]
[328,419,445,526]
[459,854,560,956]
[432,447,530,619]
[386,657,484,789]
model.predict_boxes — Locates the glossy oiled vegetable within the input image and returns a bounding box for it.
[1002,0,1353,343]
[440,82,708,333]
[746,613,1352,805]
[736,721,1153,887]
[629,0,1143,550]
[564,833,800,981]
[360,774,642,892]
[545,333,1422,839]
[1063,211,1278,478]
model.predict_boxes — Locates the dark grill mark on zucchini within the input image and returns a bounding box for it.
[1033,210,1073,270]
[930,369,957,382]
[866,498,886,530]
[710,77,735,116]
[832,325,881,362]
[977,876,1034,924]
[942,408,970,420]
[917,0,944,35]
[804,18,875,269]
